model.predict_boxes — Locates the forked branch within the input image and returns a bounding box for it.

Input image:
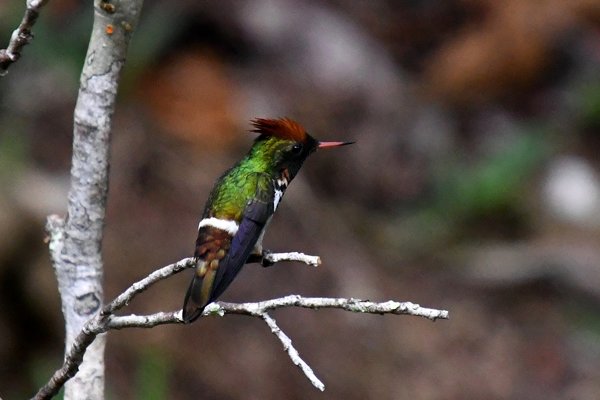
[33,251,449,399]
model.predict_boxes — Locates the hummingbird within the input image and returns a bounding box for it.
[182,117,353,322]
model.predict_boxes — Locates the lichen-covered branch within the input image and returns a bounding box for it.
[214,295,449,320]
[262,251,321,266]
[0,0,50,75]
[33,252,449,399]
[43,1,144,399]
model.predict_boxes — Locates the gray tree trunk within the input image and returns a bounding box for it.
[46,1,143,399]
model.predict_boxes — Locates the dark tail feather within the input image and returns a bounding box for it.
[182,273,206,323]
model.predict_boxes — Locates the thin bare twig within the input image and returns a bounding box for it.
[263,251,321,266]
[101,257,196,315]
[0,0,50,74]
[102,250,318,315]
[261,312,325,391]
[104,295,449,329]
[215,295,449,320]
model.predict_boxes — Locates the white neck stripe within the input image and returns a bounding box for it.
[198,217,239,235]
[273,189,284,211]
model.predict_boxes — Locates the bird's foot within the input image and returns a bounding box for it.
[260,250,275,267]
[246,250,275,267]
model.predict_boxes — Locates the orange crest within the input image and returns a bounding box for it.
[250,117,307,142]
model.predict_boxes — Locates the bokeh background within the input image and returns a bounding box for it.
[2,0,600,399]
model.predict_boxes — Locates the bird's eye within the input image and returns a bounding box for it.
[291,143,303,155]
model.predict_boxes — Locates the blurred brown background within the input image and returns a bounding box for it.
[2,0,600,399]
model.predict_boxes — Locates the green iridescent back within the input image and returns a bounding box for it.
[203,137,292,221]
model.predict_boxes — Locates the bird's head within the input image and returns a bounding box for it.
[249,117,353,180]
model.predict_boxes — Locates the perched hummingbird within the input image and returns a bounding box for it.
[182,117,352,322]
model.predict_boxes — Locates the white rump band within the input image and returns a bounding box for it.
[198,217,239,235]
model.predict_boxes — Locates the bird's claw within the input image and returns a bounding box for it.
[261,250,275,268]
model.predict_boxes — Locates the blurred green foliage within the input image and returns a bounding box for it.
[0,129,26,182]
[379,128,553,259]
[577,80,600,128]
[135,348,169,400]
[31,355,64,400]
[437,129,551,220]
